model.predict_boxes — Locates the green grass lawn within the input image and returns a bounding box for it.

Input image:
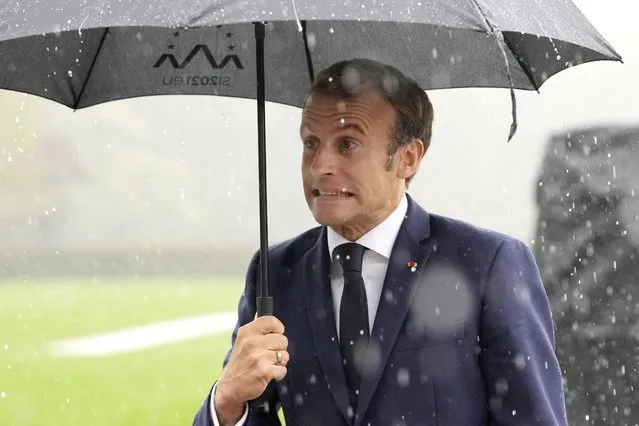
[0,277,248,426]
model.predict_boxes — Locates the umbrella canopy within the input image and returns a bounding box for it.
[0,0,621,109]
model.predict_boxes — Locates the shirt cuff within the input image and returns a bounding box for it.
[210,382,249,426]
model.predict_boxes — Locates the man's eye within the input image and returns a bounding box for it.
[303,140,317,149]
[340,139,355,151]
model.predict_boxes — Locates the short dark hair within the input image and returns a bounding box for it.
[307,59,434,179]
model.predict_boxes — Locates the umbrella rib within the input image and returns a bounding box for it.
[469,0,526,141]
[73,27,110,110]
[500,34,540,92]
[301,20,315,82]
[468,0,539,91]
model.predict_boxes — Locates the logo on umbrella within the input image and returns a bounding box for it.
[153,29,243,88]
[152,45,244,70]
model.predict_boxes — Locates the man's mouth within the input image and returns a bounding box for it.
[312,189,354,197]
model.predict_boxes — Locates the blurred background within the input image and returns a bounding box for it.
[1,0,637,424]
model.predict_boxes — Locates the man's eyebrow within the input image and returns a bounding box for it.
[299,121,367,138]
[339,122,366,134]
[299,124,312,138]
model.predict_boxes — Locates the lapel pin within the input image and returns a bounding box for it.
[408,261,417,272]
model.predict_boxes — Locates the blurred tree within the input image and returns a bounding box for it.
[0,91,72,245]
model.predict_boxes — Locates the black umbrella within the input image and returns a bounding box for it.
[0,0,622,318]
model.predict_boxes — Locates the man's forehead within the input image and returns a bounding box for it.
[304,88,384,109]
[300,89,395,135]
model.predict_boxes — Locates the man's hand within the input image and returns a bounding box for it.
[214,316,289,424]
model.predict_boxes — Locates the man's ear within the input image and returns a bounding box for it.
[396,138,425,180]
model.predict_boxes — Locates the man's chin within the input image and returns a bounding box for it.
[310,208,350,228]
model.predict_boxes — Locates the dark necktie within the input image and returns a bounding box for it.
[333,242,369,411]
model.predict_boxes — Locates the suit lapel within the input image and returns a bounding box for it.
[303,228,352,424]
[355,196,433,426]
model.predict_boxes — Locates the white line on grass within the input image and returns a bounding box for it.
[50,311,237,357]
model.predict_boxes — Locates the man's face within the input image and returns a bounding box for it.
[300,88,423,239]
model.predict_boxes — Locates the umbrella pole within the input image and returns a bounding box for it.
[254,21,273,317]
[248,21,277,416]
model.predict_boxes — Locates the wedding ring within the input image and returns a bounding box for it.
[275,350,282,365]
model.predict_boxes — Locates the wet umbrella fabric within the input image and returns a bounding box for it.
[0,0,622,309]
[0,1,621,108]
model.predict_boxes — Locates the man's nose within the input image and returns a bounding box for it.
[310,145,337,176]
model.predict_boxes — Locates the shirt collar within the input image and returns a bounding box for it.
[327,193,408,260]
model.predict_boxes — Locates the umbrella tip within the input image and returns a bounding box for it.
[507,120,518,142]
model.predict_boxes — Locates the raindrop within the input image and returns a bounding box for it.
[308,374,316,384]
[0,392,5,398]
[431,48,438,59]
[3,344,7,350]
[382,74,399,94]
[384,290,394,303]
[397,368,410,388]
[307,32,317,50]
[294,393,304,406]
[346,406,354,418]
[512,353,526,370]
[495,378,509,395]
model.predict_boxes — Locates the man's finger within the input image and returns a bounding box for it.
[270,365,288,382]
[261,333,288,351]
[271,349,290,367]
[253,315,285,335]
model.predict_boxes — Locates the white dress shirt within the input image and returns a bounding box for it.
[210,194,408,425]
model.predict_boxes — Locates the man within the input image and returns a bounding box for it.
[193,58,568,426]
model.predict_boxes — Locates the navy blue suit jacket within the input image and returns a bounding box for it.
[194,195,567,425]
